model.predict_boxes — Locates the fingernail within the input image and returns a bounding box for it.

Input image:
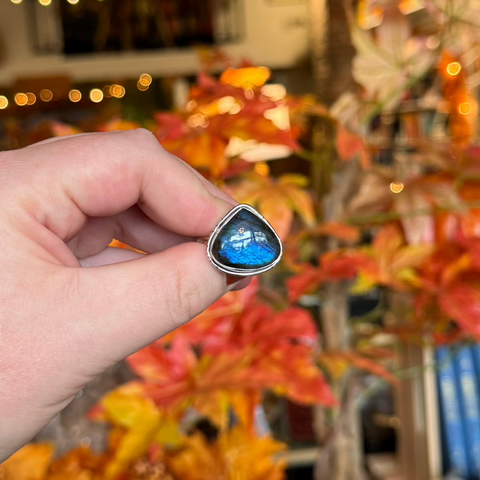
[226,274,245,290]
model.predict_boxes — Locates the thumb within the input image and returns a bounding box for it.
[70,242,235,369]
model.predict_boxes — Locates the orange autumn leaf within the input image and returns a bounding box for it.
[50,122,82,137]
[320,351,399,385]
[230,172,315,239]
[316,221,361,242]
[182,132,228,178]
[336,126,371,168]
[47,446,105,480]
[166,427,286,480]
[129,348,266,430]
[220,67,271,90]
[287,264,323,302]
[369,224,433,286]
[321,250,377,282]
[438,283,480,341]
[161,279,259,346]
[98,118,142,132]
[415,241,480,341]
[293,221,361,244]
[288,225,432,299]
[1,443,54,480]
[152,70,300,178]
[160,130,228,178]
[286,251,375,301]
[122,302,335,428]
[266,344,337,406]
[347,224,433,293]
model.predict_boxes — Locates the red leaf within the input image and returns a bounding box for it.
[287,264,323,302]
[439,283,480,341]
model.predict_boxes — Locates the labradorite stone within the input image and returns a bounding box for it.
[212,209,281,270]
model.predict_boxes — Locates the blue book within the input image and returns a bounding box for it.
[454,346,480,479]
[436,346,469,479]
[471,344,480,389]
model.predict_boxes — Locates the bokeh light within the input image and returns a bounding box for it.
[187,113,209,128]
[68,89,82,102]
[217,96,235,114]
[40,89,53,102]
[26,93,36,105]
[459,102,473,115]
[11,0,23,4]
[0,96,9,109]
[38,0,52,5]
[139,73,152,87]
[390,182,404,194]
[254,162,270,177]
[110,84,126,98]
[89,88,104,103]
[14,93,28,106]
[67,0,80,3]
[137,81,149,92]
[447,62,462,76]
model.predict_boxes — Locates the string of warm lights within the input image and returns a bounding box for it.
[0,75,151,110]
[10,0,105,4]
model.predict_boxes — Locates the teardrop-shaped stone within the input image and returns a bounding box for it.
[210,206,282,273]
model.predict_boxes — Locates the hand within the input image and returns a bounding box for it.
[0,129,247,461]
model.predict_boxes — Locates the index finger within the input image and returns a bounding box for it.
[16,129,233,240]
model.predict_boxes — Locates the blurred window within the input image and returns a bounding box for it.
[30,0,243,55]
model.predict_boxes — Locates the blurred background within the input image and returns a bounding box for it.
[0,0,318,148]
[2,1,480,480]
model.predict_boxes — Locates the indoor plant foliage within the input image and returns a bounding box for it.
[3,1,480,479]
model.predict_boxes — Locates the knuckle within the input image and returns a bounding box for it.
[128,128,163,151]
[165,263,205,325]
[122,128,165,169]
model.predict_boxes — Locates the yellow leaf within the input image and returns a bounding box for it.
[278,174,310,188]
[283,185,316,227]
[105,421,161,480]
[228,390,261,434]
[167,427,286,480]
[350,271,377,294]
[102,391,160,428]
[154,418,183,447]
[194,391,231,430]
[1,443,54,480]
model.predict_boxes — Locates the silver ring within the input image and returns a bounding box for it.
[206,204,282,276]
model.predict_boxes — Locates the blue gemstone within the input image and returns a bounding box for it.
[211,207,281,271]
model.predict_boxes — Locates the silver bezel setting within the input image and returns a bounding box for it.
[206,204,283,276]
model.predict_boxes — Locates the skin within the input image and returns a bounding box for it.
[0,129,249,461]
